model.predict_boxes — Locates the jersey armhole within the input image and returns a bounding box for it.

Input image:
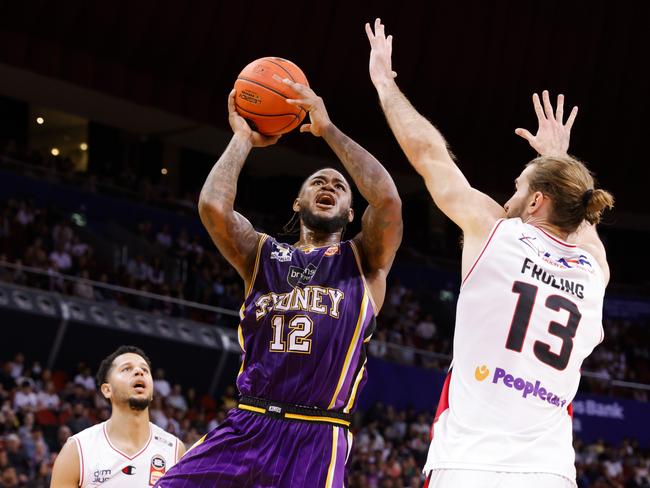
[73,437,84,487]
[349,240,379,315]
[244,233,269,298]
[461,218,505,289]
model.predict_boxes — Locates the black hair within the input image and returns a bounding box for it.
[95,345,152,392]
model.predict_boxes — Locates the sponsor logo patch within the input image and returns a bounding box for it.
[287,264,317,287]
[92,468,112,484]
[475,364,568,408]
[149,455,166,486]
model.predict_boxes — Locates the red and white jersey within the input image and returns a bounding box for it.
[72,421,182,487]
[424,218,606,480]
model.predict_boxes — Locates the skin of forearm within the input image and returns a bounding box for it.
[375,81,454,174]
[198,133,252,211]
[321,123,399,207]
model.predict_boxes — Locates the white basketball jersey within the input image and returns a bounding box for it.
[72,421,181,487]
[424,218,605,480]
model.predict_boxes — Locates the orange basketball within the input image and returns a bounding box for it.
[234,57,309,136]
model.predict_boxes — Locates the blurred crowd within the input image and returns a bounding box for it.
[1,352,649,487]
[1,195,650,401]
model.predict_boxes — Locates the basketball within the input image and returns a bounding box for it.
[234,57,309,136]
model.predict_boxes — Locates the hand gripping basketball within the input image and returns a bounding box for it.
[227,89,281,148]
[283,80,332,138]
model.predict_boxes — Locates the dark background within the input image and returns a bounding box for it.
[0,0,648,287]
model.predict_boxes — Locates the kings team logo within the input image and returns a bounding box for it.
[271,242,293,262]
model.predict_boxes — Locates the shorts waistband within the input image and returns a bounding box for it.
[237,395,351,428]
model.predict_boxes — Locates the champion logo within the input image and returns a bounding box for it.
[122,465,136,475]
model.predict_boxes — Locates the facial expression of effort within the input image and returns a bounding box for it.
[294,169,354,234]
[504,165,538,221]
[101,353,153,411]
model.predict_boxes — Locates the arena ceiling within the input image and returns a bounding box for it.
[0,0,648,214]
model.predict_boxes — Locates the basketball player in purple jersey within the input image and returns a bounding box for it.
[156,83,402,487]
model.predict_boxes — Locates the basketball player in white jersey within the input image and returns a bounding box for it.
[51,346,185,487]
[367,19,614,488]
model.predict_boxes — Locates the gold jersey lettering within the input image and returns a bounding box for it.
[254,286,345,320]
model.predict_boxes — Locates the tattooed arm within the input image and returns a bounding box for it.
[321,124,402,271]
[284,79,402,310]
[198,90,280,285]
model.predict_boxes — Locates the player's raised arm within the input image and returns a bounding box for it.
[284,79,402,309]
[50,439,80,488]
[515,90,578,158]
[516,89,612,284]
[365,19,504,241]
[198,90,280,285]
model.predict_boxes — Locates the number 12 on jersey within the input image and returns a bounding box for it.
[269,315,313,354]
[505,281,582,370]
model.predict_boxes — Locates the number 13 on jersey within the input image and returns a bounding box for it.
[505,281,582,370]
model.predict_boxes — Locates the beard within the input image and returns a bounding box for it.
[128,396,152,411]
[506,201,526,220]
[300,206,349,234]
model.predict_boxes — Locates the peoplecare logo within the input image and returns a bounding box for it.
[475,365,490,381]
[475,365,568,408]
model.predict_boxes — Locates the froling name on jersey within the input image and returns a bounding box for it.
[521,258,585,299]
[255,286,345,320]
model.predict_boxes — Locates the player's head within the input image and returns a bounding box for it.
[96,345,153,412]
[504,156,614,233]
[291,168,354,235]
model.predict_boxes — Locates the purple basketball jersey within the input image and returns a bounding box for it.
[236,235,376,412]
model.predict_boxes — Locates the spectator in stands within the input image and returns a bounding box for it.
[65,403,92,435]
[49,243,72,273]
[13,381,37,412]
[166,384,188,412]
[8,355,24,382]
[127,254,151,282]
[156,225,173,249]
[73,366,95,391]
[415,314,436,344]
[4,434,28,484]
[0,364,15,392]
[154,369,171,398]
[36,381,60,411]
[14,202,34,228]
[72,269,94,299]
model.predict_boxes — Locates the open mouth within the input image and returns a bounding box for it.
[132,381,146,393]
[315,193,336,208]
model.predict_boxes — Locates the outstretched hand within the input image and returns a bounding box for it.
[227,89,281,147]
[516,90,578,158]
[283,79,332,137]
[365,18,398,88]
